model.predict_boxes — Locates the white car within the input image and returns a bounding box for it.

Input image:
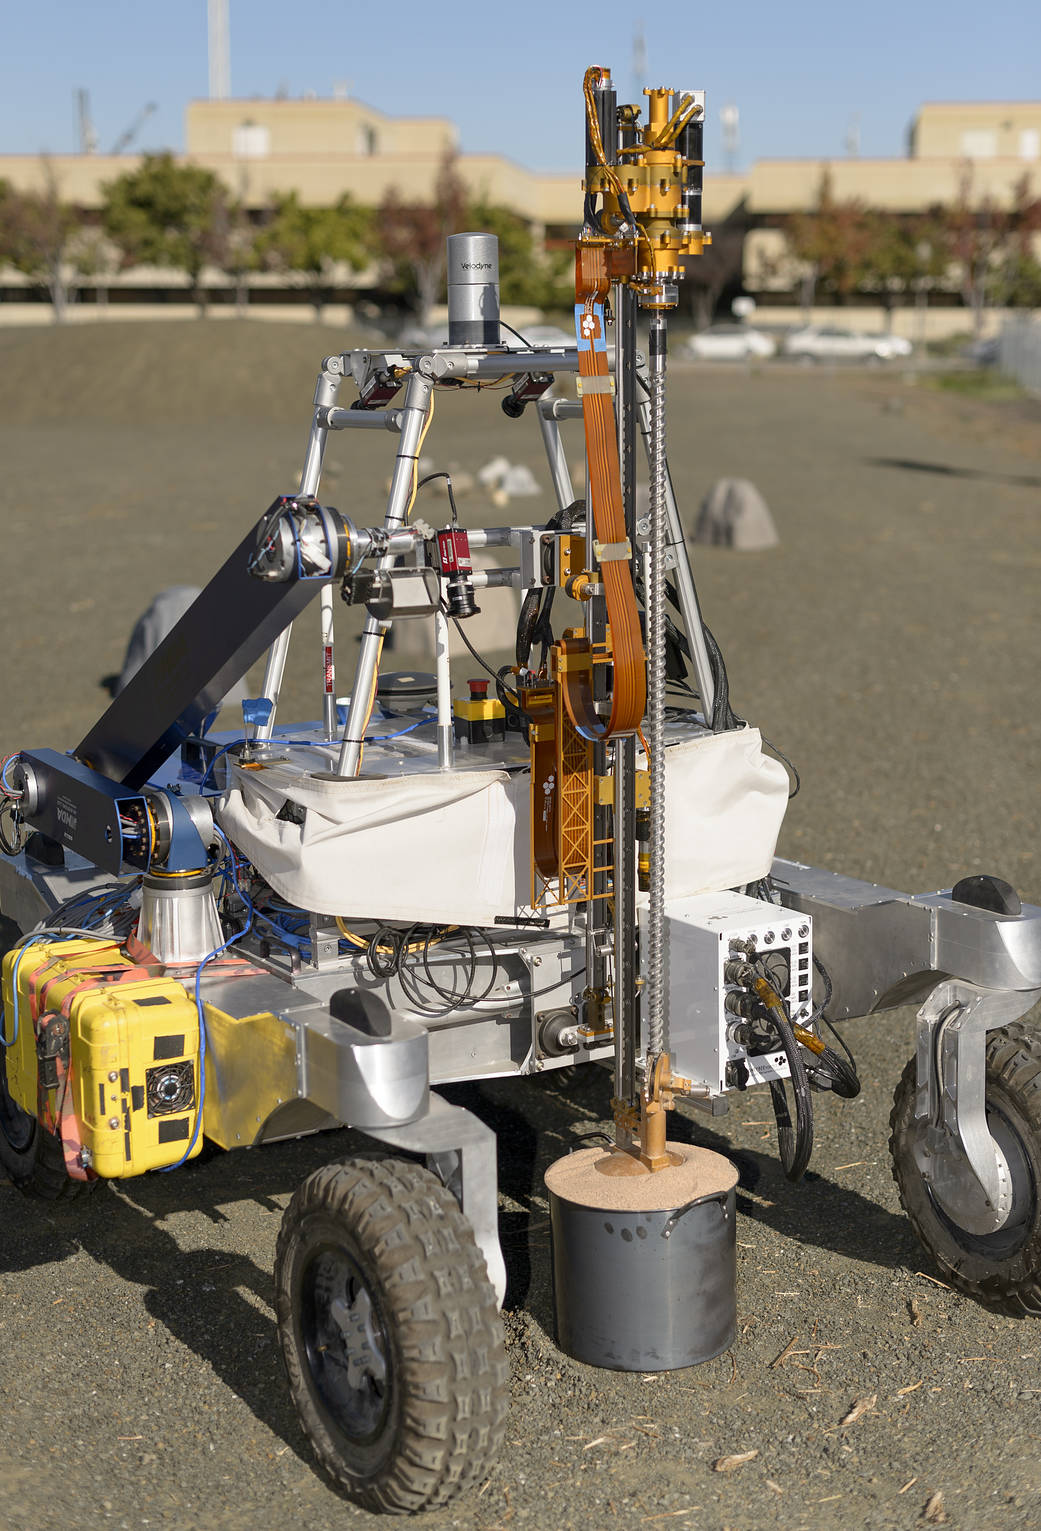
[686,324,777,361]
[783,326,913,362]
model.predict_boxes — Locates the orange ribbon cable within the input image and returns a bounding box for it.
[565,243,646,741]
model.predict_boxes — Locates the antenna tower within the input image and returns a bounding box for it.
[208,0,230,100]
[720,102,740,174]
[76,89,98,154]
[631,23,647,101]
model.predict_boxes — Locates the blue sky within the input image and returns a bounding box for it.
[2,0,1039,173]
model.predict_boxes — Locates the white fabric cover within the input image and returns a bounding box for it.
[216,726,788,924]
[642,728,789,904]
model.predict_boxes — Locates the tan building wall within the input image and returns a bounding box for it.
[185,97,457,160]
[746,153,1040,215]
[911,102,1041,161]
[7,94,1037,228]
[0,154,131,205]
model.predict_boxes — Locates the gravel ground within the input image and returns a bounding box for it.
[1,322,1040,1531]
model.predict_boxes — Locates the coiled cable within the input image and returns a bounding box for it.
[752,974,815,1181]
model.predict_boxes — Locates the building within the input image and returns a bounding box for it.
[0,94,1038,326]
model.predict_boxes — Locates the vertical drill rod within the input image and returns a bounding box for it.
[645,312,668,1063]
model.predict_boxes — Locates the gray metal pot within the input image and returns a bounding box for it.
[546,1146,738,1371]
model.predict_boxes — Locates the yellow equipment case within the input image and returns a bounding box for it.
[1,937,202,1177]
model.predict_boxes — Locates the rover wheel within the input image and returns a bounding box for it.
[890,1021,1041,1314]
[274,1155,508,1513]
[0,914,92,1200]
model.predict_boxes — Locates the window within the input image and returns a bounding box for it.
[1020,129,1040,160]
[233,121,270,158]
[961,129,997,158]
[359,124,379,156]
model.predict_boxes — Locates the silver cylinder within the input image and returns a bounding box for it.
[139,870,223,965]
[447,232,500,347]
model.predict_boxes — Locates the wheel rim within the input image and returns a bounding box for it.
[300,1243,390,1443]
[930,1102,1037,1260]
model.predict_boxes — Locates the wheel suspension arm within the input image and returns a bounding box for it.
[913,980,1041,1235]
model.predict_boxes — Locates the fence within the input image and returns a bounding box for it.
[999,316,1041,394]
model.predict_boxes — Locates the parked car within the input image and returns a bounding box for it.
[962,335,1000,367]
[686,324,777,360]
[782,326,913,362]
[397,321,450,349]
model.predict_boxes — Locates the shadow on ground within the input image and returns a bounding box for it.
[867,454,1041,488]
[2,1062,925,1462]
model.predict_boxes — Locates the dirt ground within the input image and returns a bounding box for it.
[1,321,1040,1531]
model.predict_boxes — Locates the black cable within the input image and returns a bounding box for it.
[763,1005,815,1181]
[527,965,586,1000]
[761,737,801,799]
[811,953,857,1066]
[416,470,461,526]
[366,926,401,981]
[499,319,535,348]
[462,927,500,1005]
[743,968,814,1180]
[405,929,465,1012]
[750,948,857,1102]
[810,951,833,1023]
[447,609,528,736]
[806,1043,861,1100]
[0,804,26,856]
[806,954,860,1097]
[496,664,530,739]
[583,193,604,237]
[516,499,581,673]
[930,1002,965,1128]
[700,622,742,732]
[448,609,518,699]
[516,588,542,667]
[362,921,503,1018]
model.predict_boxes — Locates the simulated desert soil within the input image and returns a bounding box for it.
[1,321,1040,1531]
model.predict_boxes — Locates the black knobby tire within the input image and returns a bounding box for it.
[890,1020,1041,1314]
[275,1155,509,1514]
[0,913,93,1200]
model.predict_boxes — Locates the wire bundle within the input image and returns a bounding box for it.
[356,923,499,1017]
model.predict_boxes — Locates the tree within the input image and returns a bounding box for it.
[0,163,79,321]
[681,215,747,329]
[785,173,875,317]
[857,210,949,333]
[254,191,370,319]
[377,153,468,325]
[941,168,1041,336]
[101,153,230,313]
[68,224,118,311]
[466,199,571,310]
[994,251,1041,310]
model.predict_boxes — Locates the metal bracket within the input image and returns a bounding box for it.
[913,980,1040,1234]
[367,1091,507,1308]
